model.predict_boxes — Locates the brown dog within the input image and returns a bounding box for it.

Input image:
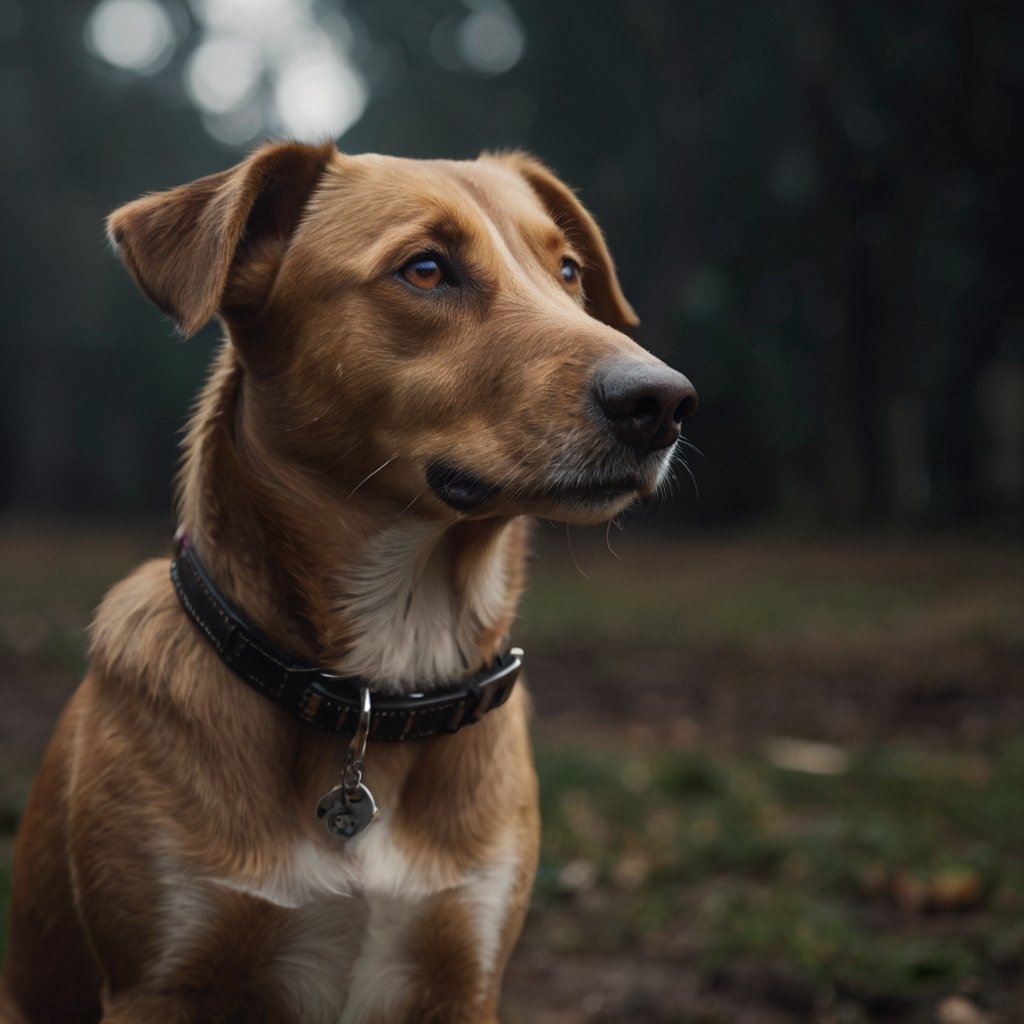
[0,142,696,1023]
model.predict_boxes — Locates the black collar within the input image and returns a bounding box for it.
[170,536,522,742]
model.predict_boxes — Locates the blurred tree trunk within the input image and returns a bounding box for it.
[631,0,700,354]
[805,84,872,523]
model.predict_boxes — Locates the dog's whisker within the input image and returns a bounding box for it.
[398,491,424,518]
[603,520,622,560]
[679,458,699,497]
[347,455,398,500]
[564,523,590,580]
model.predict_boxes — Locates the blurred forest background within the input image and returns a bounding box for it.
[1,0,1022,529]
[2,2,1024,1023]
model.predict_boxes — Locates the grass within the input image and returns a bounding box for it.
[1,522,1022,1020]
[520,527,1024,665]
[530,738,1024,1008]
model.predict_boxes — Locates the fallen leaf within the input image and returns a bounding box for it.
[936,994,989,1024]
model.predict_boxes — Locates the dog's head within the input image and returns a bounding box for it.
[109,142,696,526]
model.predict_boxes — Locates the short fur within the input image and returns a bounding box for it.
[1,143,692,1023]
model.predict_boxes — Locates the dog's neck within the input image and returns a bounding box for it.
[176,344,525,693]
[327,517,520,693]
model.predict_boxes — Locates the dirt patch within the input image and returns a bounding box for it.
[1,527,1022,1022]
[528,638,1024,750]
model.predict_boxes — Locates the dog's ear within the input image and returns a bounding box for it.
[107,141,335,338]
[506,154,640,335]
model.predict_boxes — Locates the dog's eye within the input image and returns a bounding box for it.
[560,257,581,285]
[402,256,448,290]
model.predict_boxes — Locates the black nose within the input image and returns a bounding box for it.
[595,361,698,456]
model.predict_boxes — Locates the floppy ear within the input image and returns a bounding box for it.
[505,153,640,335]
[107,140,335,338]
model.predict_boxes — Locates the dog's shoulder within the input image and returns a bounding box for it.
[88,558,208,701]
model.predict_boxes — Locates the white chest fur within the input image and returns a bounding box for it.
[331,520,512,692]
[159,821,521,1023]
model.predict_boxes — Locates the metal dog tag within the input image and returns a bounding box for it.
[316,782,378,839]
[315,686,378,839]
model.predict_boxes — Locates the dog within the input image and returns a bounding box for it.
[0,142,696,1023]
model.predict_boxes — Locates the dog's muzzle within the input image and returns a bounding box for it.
[593,360,698,457]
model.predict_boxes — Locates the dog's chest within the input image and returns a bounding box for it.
[155,522,521,1018]
[171,822,513,1023]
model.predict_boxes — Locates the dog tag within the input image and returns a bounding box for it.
[316,782,378,840]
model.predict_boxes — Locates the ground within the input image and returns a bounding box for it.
[0,522,1022,1023]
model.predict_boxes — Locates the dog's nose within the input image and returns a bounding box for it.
[595,361,698,456]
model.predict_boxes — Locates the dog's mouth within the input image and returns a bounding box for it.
[427,459,645,513]
[426,462,501,511]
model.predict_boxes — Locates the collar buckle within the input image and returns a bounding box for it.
[465,646,523,725]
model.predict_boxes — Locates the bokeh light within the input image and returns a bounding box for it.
[189,0,367,143]
[85,0,367,144]
[85,0,175,74]
[274,49,366,141]
[190,0,308,41]
[456,2,524,74]
[185,34,262,114]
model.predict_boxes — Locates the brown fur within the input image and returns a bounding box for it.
[1,142,690,1022]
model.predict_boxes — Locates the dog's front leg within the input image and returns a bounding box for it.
[101,990,283,1024]
[343,850,532,1024]
[101,995,191,1023]
[100,993,211,1024]
[341,895,493,1024]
